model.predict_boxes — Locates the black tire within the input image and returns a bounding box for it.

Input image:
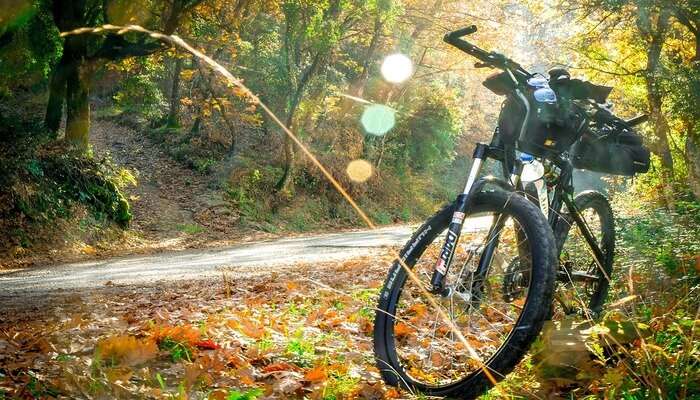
[373,190,557,399]
[553,190,615,316]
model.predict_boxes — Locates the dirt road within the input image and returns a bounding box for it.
[0,226,415,297]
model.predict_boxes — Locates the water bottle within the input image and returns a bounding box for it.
[519,153,549,216]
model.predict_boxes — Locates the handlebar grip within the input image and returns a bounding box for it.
[447,25,477,39]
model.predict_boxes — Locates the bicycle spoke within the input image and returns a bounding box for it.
[390,210,535,385]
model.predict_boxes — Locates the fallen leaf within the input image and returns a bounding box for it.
[273,375,303,394]
[304,366,327,382]
[393,323,413,338]
[95,335,157,366]
[194,339,219,350]
[262,361,299,374]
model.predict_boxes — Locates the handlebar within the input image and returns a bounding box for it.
[447,25,478,38]
[444,25,528,76]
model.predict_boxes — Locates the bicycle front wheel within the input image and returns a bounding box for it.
[373,190,557,399]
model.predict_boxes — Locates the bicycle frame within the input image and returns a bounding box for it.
[548,156,609,283]
[429,142,607,295]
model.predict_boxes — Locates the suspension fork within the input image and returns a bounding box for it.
[472,161,524,292]
[429,144,523,294]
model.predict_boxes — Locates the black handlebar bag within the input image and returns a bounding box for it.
[571,124,650,176]
[496,77,587,158]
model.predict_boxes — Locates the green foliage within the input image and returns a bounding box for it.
[367,84,463,175]
[285,334,315,367]
[322,370,360,400]
[113,73,167,121]
[158,337,193,363]
[0,114,134,251]
[403,88,462,172]
[616,196,700,278]
[225,166,280,223]
[176,223,205,234]
[226,388,263,400]
[0,2,61,93]
[282,196,327,231]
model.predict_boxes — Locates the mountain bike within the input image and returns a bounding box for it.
[373,25,649,399]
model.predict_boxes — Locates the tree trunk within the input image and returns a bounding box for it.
[190,116,202,135]
[275,112,297,193]
[686,128,700,200]
[352,16,382,98]
[64,60,90,148]
[275,54,323,193]
[45,55,70,136]
[274,0,342,193]
[646,83,676,210]
[642,10,675,210]
[167,55,183,127]
[339,15,383,116]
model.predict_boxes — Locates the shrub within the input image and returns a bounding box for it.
[113,73,167,122]
[0,115,135,252]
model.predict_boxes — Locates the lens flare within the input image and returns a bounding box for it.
[346,159,373,183]
[381,53,413,84]
[360,104,395,136]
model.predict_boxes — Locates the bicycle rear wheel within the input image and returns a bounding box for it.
[553,190,615,318]
[373,190,557,399]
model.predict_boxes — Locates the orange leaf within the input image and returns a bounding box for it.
[304,366,327,382]
[194,339,219,350]
[95,335,157,366]
[152,324,201,346]
[407,303,428,317]
[393,323,413,338]
[262,361,298,373]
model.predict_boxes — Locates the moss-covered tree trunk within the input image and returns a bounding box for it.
[275,54,322,193]
[640,9,676,210]
[64,60,90,148]
[45,36,90,149]
[45,56,69,135]
[167,55,183,127]
[686,129,700,200]
[274,0,343,194]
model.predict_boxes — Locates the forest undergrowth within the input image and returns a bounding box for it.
[0,199,697,400]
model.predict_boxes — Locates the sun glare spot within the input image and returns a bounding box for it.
[346,159,373,183]
[360,104,395,136]
[381,53,413,84]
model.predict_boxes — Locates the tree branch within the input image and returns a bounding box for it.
[88,34,167,60]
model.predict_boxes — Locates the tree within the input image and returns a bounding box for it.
[559,0,699,207]
[668,0,700,200]
[636,3,676,209]
[42,0,202,149]
[0,2,62,99]
[271,0,357,192]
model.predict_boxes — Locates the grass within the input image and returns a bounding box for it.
[226,388,263,400]
[285,335,316,367]
[176,223,205,235]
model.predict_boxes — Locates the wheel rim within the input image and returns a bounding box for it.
[389,211,534,387]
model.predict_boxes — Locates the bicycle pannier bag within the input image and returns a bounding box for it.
[570,127,650,176]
